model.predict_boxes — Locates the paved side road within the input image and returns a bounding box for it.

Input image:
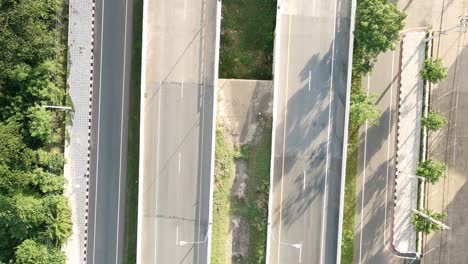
[137,0,218,263]
[86,0,134,263]
[267,0,353,263]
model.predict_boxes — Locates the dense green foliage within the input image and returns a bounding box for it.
[14,239,65,264]
[350,82,380,130]
[0,0,71,262]
[411,209,447,234]
[421,59,448,83]
[354,0,406,74]
[416,159,447,184]
[422,110,447,131]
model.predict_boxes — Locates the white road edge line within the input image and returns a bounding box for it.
[178,152,181,174]
[358,76,370,264]
[115,0,129,262]
[308,70,311,91]
[176,226,179,246]
[181,80,184,98]
[320,0,338,263]
[384,51,395,253]
[92,0,105,262]
[303,171,306,191]
[153,85,161,263]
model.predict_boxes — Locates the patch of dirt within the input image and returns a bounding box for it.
[230,216,249,261]
[218,79,273,263]
[232,160,248,201]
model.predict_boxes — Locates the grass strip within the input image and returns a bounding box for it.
[341,126,359,264]
[123,0,143,262]
[245,122,272,264]
[219,0,277,79]
[211,127,235,264]
[340,74,362,264]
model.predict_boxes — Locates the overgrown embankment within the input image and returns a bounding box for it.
[0,0,72,263]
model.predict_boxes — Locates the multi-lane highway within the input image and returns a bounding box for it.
[87,0,134,263]
[137,0,218,263]
[267,0,353,263]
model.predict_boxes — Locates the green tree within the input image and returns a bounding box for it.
[354,0,406,73]
[14,239,65,264]
[411,209,447,234]
[27,106,52,143]
[350,85,381,129]
[35,149,65,175]
[421,59,448,83]
[422,110,447,131]
[2,194,46,241]
[40,195,72,246]
[32,168,64,194]
[416,159,447,184]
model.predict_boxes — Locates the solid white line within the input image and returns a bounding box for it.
[183,0,187,20]
[383,51,395,252]
[114,0,129,262]
[181,80,184,98]
[308,70,311,91]
[178,152,181,174]
[320,0,338,263]
[92,0,105,262]
[358,76,371,264]
[303,171,306,191]
[153,86,162,263]
[176,226,179,246]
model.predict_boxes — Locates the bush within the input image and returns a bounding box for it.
[416,159,447,184]
[422,110,447,131]
[421,59,448,83]
[350,85,380,130]
[411,209,447,234]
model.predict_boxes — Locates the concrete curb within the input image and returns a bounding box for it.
[335,0,357,262]
[136,0,149,260]
[418,30,432,257]
[206,0,222,263]
[265,1,282,263]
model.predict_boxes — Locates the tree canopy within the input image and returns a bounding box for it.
[350,85,380,130]
[0,0,71,262]
[416,159,447,184]
[421,59,448,83]
[354,0,406,73]
[411,209,447,234]
[422,110,447,131]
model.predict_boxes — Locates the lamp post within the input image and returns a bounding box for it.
[280,242,302,263]
[178,224,210,246]
[42,105,72,110]
[412,209,451,230]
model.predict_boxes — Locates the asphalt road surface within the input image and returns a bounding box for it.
[267,0,353,263]
[424,0,468,263]
[87,0,134,263]
[355,50,418,264]
[137,0,217,263]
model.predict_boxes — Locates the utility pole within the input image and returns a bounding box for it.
[412,209,451,230]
